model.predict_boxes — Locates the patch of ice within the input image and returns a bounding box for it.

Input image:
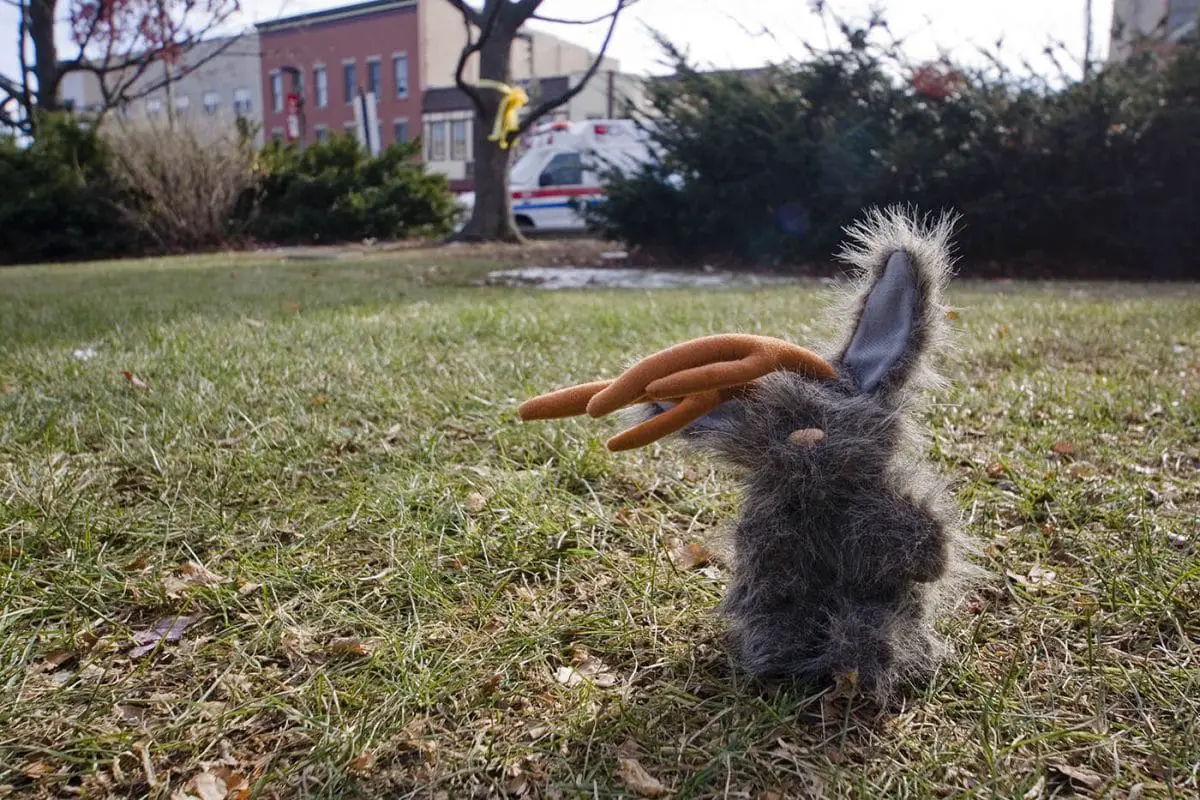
[477,267,800,291]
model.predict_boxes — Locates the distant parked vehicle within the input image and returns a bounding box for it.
[454,118,656,234]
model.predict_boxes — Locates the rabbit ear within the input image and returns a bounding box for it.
[832,207,957,400]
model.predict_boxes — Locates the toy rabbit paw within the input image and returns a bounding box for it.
[519,208,977,701]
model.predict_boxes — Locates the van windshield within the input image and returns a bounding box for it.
[510,149,545,187]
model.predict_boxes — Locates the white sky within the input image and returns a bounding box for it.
[2,0,1115,92]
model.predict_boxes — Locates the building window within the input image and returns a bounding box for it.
[233,88,252,115]
[367,58,381,98]
[1168,0,1199,33]
[174,95,190,115]
[203,91,220,114]
[538,151,584,187]
[393,53,408,98]
[393,118,408,143]
[343,62,356,104]
[315,125,329,143]
[314,67,328,107]
[146,98,163,116]
[450,119,467,160]
[427,121,446,160]
[271,71,283,113]
[271,128,284,142]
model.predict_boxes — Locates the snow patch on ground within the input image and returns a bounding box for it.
[476,266,803,290]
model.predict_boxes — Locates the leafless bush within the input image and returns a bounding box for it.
[104,114,256,252]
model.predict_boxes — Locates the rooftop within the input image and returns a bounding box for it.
[256,0,416,32]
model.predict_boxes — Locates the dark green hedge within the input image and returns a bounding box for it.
[0,117,143,265]
[0,121,457,266]
[592,26,1200,279]
[242,135,458,245]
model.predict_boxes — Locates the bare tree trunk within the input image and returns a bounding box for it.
[27,0,60,128]
[457,27,521,243]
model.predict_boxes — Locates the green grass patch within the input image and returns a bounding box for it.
[1,249,1198,798]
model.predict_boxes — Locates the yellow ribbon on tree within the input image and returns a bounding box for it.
[475,79,529,149]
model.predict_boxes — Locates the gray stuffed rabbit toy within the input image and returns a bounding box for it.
[519,208,976,700]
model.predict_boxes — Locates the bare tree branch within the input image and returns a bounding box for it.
[514,0,626,138]
[530,0,640,26]
[453,0,505,119]
[443,0,481,27]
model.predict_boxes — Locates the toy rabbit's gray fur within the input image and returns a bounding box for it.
[632,208,976,700]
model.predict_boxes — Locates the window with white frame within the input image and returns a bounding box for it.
[367,58,381,98]
[175,95,190,115]
[271,71,283,113]
[343,61,356,104]
[393,118,408,143]
[393,53,408,98]
[315,125,329,142]
[203,91,220,114]
[314,66,328,108]
[427,121,446,161]
[146,98,163,116]
[233,88,252,115]
[450,119,467,160]
[271,128,284,142]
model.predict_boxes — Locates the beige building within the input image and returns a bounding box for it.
[1109,0,1198,61]
[417,0,645,188]
[59,33,266,145]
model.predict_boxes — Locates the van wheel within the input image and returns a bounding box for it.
[515,216,535,235]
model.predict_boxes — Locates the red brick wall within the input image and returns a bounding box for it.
[259,3,422,148]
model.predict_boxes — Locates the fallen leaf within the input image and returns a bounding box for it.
[382,423,404,444]
[1027,566,1057,585]
[945,307,960,321]
[465,491,487,514]
[526,724,550,741]
[120,371,151,390]
[38,649,75,671]
[179,560,230,586]
[237,582,262,596]
[681,465,702,482]
[328,637,374,657]
[986,462,1006,479]
[347,751,375,775]
[672,541,714,570]
[1049,762,1105,792]
[1127,783,1145,800]
[480,673,502,695]
[21,760,54,779]
[1051,440,1076,456]
[1,383,16,395]
[1023,774,1046,800]
[996,324,1011,338]
[310,393,328,407]
[187,769,228,800]
[243,318,266,329]
[124,552,150,571]
[617,758,668,798]
[554,666,585,687]
[282,301,302,313]
[129,614,200,658]
[116,704,147,724]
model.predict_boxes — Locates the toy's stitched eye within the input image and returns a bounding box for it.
[788,428,825,446]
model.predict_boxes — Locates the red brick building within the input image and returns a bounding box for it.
[257,0,422,148]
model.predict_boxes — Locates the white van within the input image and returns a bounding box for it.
[455,118,655,234]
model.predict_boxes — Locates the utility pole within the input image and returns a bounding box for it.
[1083,0,1094,79]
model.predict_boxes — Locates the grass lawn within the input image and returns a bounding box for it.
[1,246,1197,799]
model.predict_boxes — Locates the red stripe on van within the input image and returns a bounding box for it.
[510,186,602,200]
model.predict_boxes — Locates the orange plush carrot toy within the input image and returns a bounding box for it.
[517,333,838,451]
